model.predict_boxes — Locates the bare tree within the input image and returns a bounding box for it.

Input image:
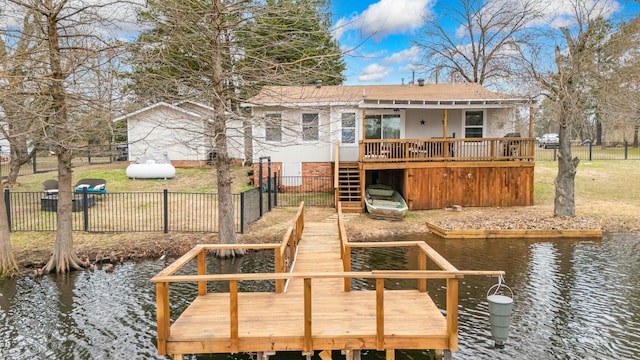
[414,0,639,217]
[533,3,624,217]
[414,0,543,89]
[6,0,131,272]
[0,8,48,186]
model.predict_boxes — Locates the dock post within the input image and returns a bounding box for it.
[342,349,353,360]
[341,349,361,360]
[386,349,395,360]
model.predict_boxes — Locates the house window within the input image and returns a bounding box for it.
[465,111,484,138]
[341,113,356,144]
[302,113,319,141]
[265,113,282,142]
[365,114,400,139]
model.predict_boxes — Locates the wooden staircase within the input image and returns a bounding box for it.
[337,162,362,213]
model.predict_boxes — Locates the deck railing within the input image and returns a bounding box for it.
[337,202,506,352]
[151,202,504,356]
[360,137,535,163]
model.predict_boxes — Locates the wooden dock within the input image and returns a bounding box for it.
[152,203,504,359]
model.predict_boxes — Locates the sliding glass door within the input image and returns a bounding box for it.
[365,114,401,139]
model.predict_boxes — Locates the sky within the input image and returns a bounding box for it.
[331,0,640,85]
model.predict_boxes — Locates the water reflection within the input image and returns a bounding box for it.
[0,234,639,359]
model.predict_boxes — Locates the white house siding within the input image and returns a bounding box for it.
[127,108,205,162]
[252,107,334,164]
[250,104,518,169]
[225,118,246,161]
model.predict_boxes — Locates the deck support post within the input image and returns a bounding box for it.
[303,278,313,352]
[155,282,170,356]
[446,278,459,351]
[341,349,361,360]
[342,349,353,360]
[376,278,385,350]
[171,355,183,360]
[229,280,239,352]
[386,349,395,360]
[197,250,207,295]
[304,351,316,360]
[418,250,427,292]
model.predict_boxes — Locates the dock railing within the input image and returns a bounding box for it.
[337,202,506,351]
[151,202,504,356]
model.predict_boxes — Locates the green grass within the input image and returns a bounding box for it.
[535,160,640,207]
[11,163,249,193]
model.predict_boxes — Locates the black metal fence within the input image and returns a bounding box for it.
[4,187,266,234]
[2,157,337,234]
[0,144,126,178]
[536,142,640,161]
[270,175,334,207]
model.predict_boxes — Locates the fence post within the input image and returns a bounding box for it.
[32,155,37,174]
[4,189,11,232]
[239,191,245,234]
[82,187,89,231]
[588,141,593,161]
[625,141,628,160]
[274,174,278,207]
[553,147,557,161]
[88,147,92,164]
[163,189,169,233]
[258,163,263,217]
[267,171,272,212]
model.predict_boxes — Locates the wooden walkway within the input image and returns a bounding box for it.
[152,204,504,359]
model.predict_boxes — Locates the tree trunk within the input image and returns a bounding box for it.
[211,0,242,258]
[554,124,579,217]
[595,120,603,146]
[0,183,18,278]
[634,124,639,147]
[42,2,83,273]
[43,148,84,273]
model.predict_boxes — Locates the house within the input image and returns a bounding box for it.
[113,101,244,167]
[243,82,534,212]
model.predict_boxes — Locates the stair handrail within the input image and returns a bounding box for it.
[334,142,340,207]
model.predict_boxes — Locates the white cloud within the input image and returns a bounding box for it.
[382,46,421,65]
[358,63,393,82]
[333,0,436,42]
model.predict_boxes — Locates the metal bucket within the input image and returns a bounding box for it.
[487,281,513,348]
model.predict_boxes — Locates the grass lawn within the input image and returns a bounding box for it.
[11,162,253,193]
[535,160,640,216]
[7,159,640,267]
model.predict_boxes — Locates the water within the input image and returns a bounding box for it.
[1,233,639,359]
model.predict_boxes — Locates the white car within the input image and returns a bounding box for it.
[539,133,559,149]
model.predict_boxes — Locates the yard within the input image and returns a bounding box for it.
[6,160,640,269]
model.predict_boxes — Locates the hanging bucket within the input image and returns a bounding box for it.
[487,277,513,349]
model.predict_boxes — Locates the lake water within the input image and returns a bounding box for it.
[1,233,639,359]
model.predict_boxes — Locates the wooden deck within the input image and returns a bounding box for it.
[152,203,504,359]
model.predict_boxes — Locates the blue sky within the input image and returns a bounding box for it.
[331,0,640,85]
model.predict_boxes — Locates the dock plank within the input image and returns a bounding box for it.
[165,220,449,356]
